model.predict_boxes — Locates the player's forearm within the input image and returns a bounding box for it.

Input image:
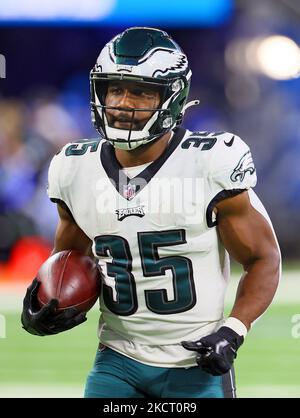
[51,223,92,255]
[229,251,281,330]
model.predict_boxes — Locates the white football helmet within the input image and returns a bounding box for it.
[90,27,196,150]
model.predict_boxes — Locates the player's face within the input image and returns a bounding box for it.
[104,81,161,130]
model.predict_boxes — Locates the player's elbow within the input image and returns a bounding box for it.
[244,243,281,279]
[267,245,282,281]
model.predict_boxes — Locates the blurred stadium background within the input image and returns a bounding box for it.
[1,0,300,398]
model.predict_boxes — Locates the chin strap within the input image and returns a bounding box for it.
[182,99,200,115]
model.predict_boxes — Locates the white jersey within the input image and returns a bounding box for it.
[48,128,260,367]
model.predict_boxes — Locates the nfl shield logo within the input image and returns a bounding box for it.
[123,183,136,200]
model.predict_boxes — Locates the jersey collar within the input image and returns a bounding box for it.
[100,127,186,201]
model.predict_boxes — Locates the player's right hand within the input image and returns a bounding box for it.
[21,278,87,336]
[181,326,244,376]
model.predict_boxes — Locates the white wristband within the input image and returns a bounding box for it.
[223,317,248,337]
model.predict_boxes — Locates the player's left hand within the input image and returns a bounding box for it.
[181,326,244,376]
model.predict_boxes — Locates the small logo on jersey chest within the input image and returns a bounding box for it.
[116,206,145,221]
[123,183,136,200]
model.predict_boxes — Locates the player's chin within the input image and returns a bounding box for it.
[114,121,135,129]
[110,121,144,130]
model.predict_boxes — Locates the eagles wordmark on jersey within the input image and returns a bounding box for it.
[47,128,263,367]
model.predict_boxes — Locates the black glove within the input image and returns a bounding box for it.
[181,326,244,376]
[21,278,87,336]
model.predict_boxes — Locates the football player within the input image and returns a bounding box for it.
[21,27,281,398]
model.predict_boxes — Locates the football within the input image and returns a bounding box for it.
[36,250,102,313]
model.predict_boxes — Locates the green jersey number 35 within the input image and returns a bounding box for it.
[95,229,196,316]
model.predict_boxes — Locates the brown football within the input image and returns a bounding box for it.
[36,250,101,312]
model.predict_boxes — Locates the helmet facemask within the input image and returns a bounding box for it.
[91,75,190,150]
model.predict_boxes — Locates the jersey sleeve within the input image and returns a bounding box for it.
[205,133,257,226]
[47,150,65,201]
